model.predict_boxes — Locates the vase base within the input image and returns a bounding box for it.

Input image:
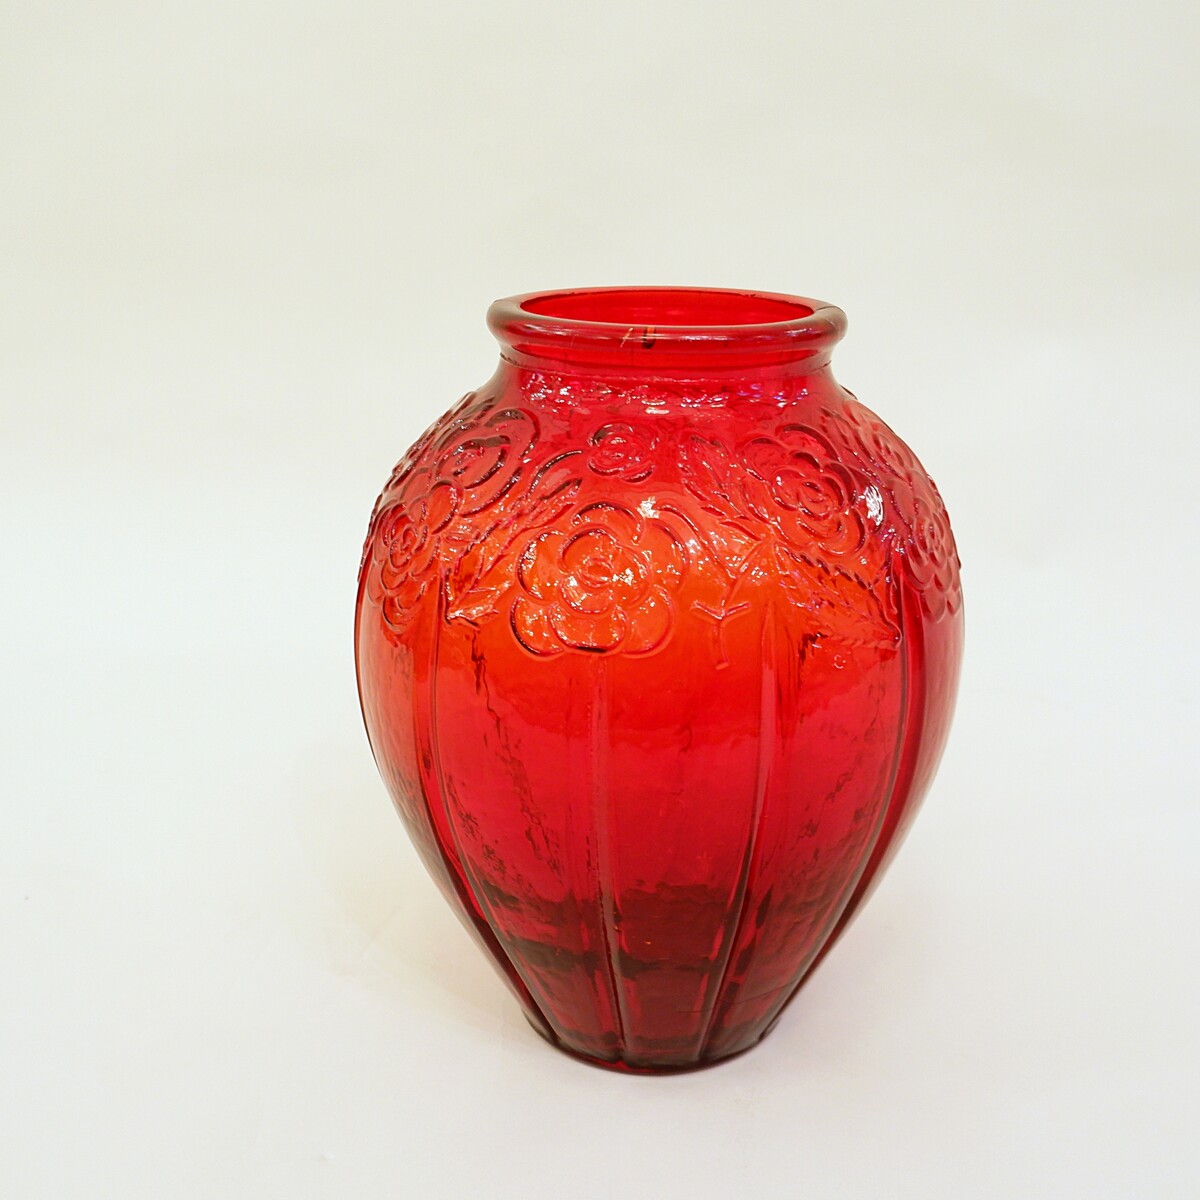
[521,1012,765,1075]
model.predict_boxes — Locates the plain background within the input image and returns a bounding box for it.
[3,1,1198,1196]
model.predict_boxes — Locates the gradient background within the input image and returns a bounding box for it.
[2,2,1197,1196]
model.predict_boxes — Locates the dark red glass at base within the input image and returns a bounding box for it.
[355,288,963,1071]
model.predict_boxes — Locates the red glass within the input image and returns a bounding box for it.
[355,288,963,1072]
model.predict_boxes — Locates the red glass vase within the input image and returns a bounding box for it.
[355,288,963,1072]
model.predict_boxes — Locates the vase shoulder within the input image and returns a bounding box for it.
[361,377,960,654]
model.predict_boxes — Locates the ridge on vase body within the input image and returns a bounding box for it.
[354,288,963,1072]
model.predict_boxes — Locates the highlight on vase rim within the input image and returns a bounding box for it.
[488,286,849,369]
[354,285,963,1072]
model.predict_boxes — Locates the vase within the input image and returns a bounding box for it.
[354,287,963,1072]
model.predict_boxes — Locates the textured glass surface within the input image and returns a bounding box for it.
[355,288,963,1072]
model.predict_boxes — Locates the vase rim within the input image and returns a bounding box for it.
[487,286,847,371]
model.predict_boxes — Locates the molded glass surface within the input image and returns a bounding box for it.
[355,288,963,1071]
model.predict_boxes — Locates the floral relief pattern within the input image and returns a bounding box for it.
[897,483,960,615]
[822,398,962,619]
[363,397,959,657]
[678,424,886,581]
[373,482,456,622]
[510,502,685,656]
[671,423,898,647]
[367,404,571,631]
[586,421,658,482]
[740,426,867,560]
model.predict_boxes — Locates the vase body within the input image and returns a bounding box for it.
[355,288,962,1071]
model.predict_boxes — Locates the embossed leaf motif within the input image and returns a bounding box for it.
[770,544,899,646]
[366,389,958,652]
[679,433,743,519]
[674,434,770,582]
[678,423,876,599]
[446,454,584,625]
[511,502,685,657]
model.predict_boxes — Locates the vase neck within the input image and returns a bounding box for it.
[487,287,846,379]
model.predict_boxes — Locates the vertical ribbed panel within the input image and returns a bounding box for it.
[695,603,777,1061]
[589,660,630,1059]
[757,578,922,1041]
[412,585,557,1040]
[829,586,929,932]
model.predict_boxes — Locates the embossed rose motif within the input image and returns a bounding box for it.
[376,392,482,499]
[898,486,962,618]
[425,407,538,516]
[835,400,921,486]
[511,502,685,656]
[741,426,865,558]
[825,400,961,618]
[368,406,541,627]
[586,421,657,482]
[829,402,926,533]
[370,481,458,624]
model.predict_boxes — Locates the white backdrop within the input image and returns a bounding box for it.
[3,2,1198,1196]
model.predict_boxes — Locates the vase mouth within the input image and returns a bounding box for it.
[487,286,846,372]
